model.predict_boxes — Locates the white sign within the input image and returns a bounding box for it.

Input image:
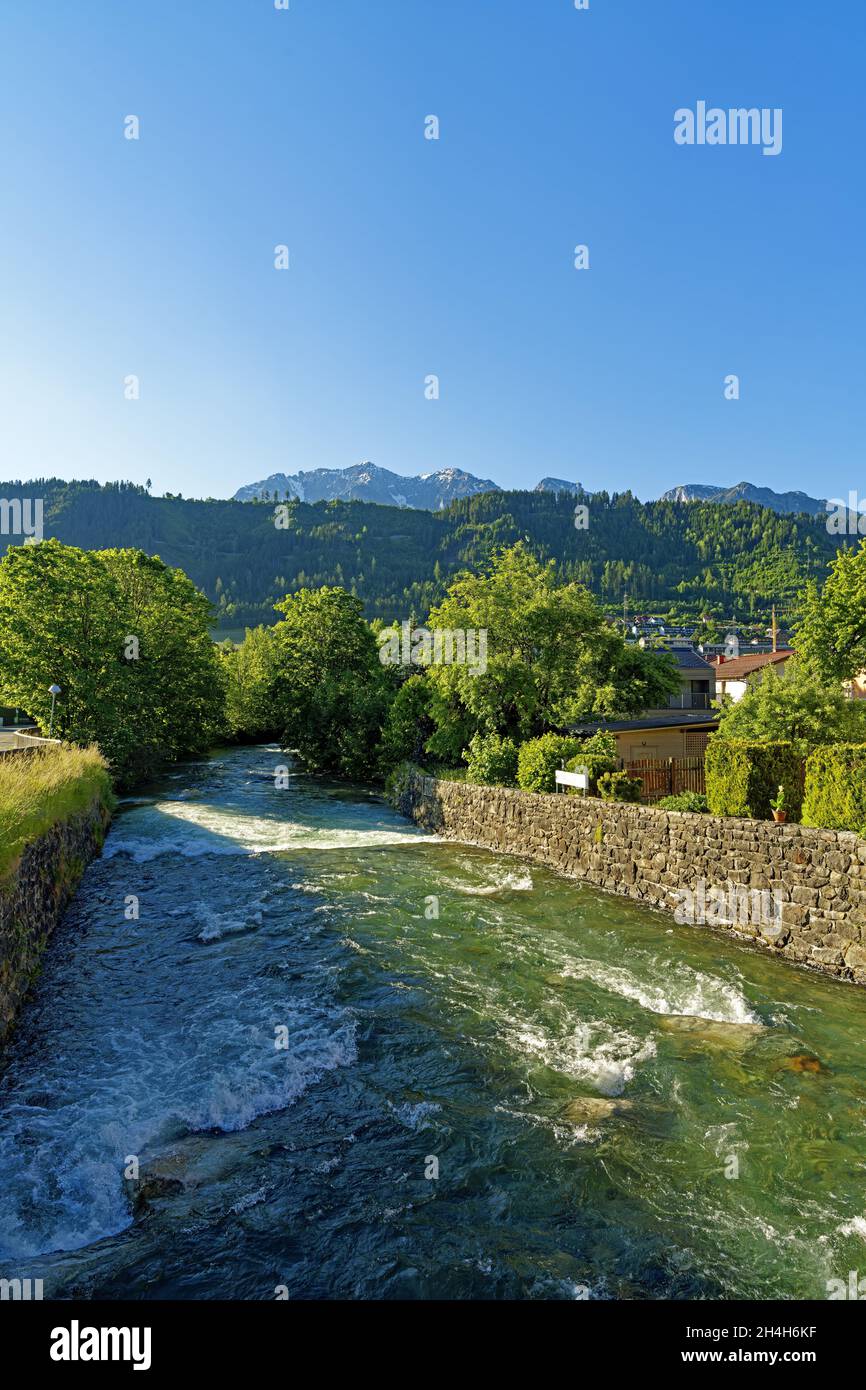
[555,769,588,791]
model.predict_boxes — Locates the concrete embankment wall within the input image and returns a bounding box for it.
[0,800,112,1044]
[393,769,866,986]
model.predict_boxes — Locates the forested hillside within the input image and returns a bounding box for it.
[0,478,842,628]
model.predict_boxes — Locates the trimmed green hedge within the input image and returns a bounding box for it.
[705,739,803,821]
[802,744,866,832]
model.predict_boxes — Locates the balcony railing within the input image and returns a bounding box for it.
[667,692,712,710]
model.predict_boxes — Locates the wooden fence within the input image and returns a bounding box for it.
[624,756,705,803]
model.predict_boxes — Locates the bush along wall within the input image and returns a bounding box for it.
[705,740,803,821]
[516,734,584,794]
[802,744,866,833]
[463,732,519,787]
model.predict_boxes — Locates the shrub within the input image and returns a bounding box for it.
[564,730,618,794]
[516,733,584,793]
[802,744,866,832]
[464,731,519,786]
[597,769,642,803]
[705,739,803,821]
[656,791,709,813]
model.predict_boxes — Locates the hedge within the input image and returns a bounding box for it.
[802,743,866,832]
[705,739,803,821]
[564,732,617,795]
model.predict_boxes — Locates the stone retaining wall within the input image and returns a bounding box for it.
[393,769,866,986]
[0,800,112,1044]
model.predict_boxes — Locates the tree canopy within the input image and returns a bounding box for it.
[0,540,225,785]
[713,659,866,757]
[420,543,679,762]
[0,478,838,629]
[796,542,866,683]
[268,587,392,779]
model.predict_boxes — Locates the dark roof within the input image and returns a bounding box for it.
[572,711,719,734]
[666,644,714,672]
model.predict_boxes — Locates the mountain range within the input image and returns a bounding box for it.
[232,463,581,509]
[0,478,839,631]
[658,481,826,516]
[234,464,825,517]
[232,463,502,510]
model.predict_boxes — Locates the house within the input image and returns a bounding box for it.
[573,709,718,764]
[572,640,719,763]
[845,673,866,700]
[661,638,716,710]
[710,649,794,703]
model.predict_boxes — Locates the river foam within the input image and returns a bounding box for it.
[560,955,759,1025]
[104,799,431,861]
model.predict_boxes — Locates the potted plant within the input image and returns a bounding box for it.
[770,785,787,824]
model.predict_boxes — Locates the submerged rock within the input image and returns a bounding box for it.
[657,1014,764,1050]
[124,1136,244,1215]
[563,1096,636,1124]
[776,1053,827,1074]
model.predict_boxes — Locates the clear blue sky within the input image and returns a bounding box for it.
[0,0,862,502]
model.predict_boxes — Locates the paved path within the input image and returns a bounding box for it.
[0,728,44,751]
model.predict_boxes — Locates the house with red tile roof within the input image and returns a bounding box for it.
[710,649,794,703]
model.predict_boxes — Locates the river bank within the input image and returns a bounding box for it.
[391,766,866,987]
[1,744,865,1300]
[0,746,113,1044]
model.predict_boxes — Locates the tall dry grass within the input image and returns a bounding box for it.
[0,745,113,881]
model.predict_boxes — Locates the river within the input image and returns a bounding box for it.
[1,744,865,1300]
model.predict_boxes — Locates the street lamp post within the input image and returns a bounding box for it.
[48,684,61,738]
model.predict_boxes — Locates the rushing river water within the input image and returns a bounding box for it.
[1,743,866,1300]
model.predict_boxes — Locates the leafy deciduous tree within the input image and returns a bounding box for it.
[269,587,390,778]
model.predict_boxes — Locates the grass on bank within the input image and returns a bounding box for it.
[0,746,113,883]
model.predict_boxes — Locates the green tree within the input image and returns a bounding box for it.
[377,674,433,773]
[797,542,866,681]
[0,540,225,786]
[99,548,226,781]
[423,543,678,754]
[0,540,126,747]
[464,730,519,786]
[269,587,390,778]
[219,625,280,740]
[714,659,866,757]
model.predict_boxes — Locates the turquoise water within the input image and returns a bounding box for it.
[1,744,865,1300]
